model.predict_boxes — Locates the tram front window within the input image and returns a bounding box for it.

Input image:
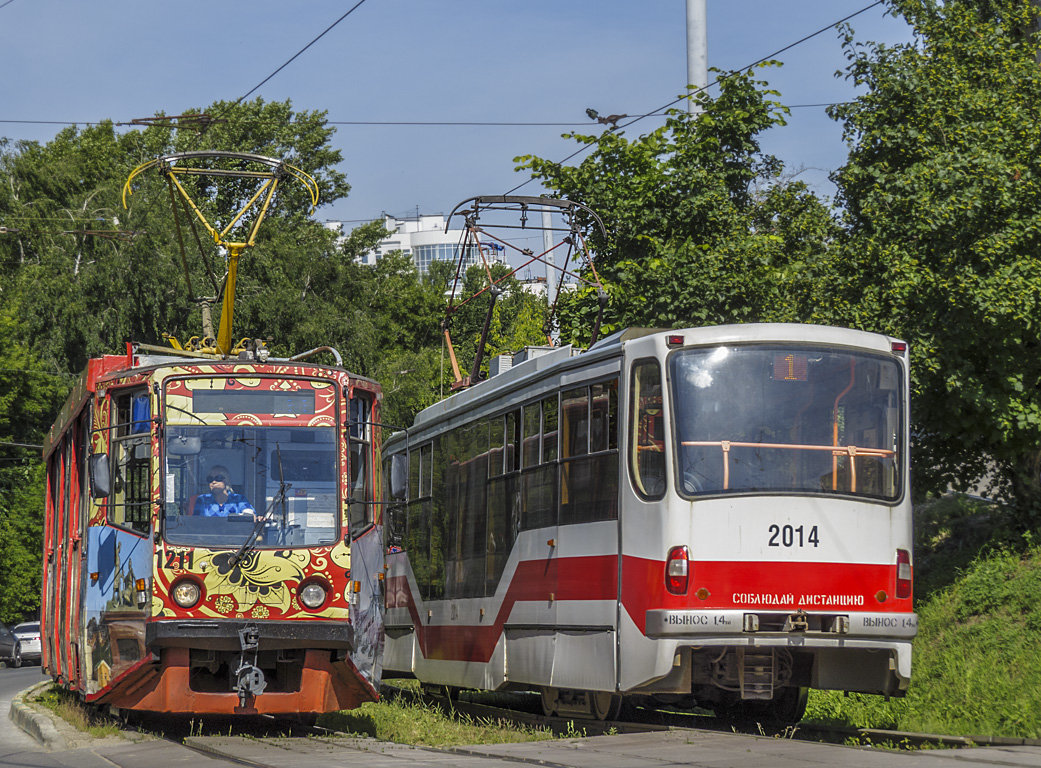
[163,425,339,548]
[669,345,903,500]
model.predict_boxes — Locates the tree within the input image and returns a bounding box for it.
[516,67,838,345]
[816,0,1041,519]
[0,308,68,623]
[0,99,352,374]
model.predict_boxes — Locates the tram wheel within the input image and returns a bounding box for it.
[770,686,808,725]
[589,691,621,721]
[540,686,559,717]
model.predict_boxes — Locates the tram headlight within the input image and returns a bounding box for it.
[171,579,202,609]
[299,580,328,610]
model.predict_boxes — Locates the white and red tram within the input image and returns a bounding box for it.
[382,324,915,721]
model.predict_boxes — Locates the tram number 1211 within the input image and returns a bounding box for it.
[768,524,820,548]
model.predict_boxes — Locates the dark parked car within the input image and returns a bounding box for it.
[0,622,21,668]
[13,622,41,664]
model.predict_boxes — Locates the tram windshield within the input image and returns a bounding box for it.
[669,345,903,500]
[162,424,339,548]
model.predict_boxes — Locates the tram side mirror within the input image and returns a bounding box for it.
[89,453,110,498]
[389,454,407,501]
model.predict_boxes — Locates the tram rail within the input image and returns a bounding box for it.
[386,683,1041,751]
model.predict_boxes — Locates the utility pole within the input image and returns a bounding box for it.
[542,209,556,311]
[686,0,708,113]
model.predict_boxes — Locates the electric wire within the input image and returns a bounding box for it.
[0,104,850,133]
[502,0,884,195]
[193,0,373,146]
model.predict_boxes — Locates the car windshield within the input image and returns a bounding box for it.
[163,424,339,548]
[15,623,39,633]
[670,344,903,500]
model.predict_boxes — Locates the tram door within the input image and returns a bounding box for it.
[346,393,385,688]
[554,380,621,692]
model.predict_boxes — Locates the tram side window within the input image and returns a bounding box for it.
[521,397,558,531]
[348,394,373,539]
[561,380,619,524]
[489,416,505,478]
[384,455,405,550]
[428,435,446,601]
[505,410,519,473]
[522,403,540,468]
[109,390,151,534]
[487,410,521,596]
[442,420,488,599]
[630,361,666,500]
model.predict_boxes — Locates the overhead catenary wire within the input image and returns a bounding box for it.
[0,104,852,134]
[192,0,374,146]
[502,0,884,196]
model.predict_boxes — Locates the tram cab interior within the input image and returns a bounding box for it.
[162,424,341,549]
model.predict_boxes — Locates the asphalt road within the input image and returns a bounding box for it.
[0,663,66,766]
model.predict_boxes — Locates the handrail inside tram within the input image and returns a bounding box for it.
[680,440,897,493]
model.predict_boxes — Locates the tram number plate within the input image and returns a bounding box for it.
[768,524,819,548]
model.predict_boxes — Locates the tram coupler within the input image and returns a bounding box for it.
[782,609,809,632]
[234,622,267,707]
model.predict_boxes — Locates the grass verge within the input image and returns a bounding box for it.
[318,694,555,747]
[805,494,1041,738]
[33,685,123,739]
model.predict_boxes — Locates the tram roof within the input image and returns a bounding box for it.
[394,323,904,447]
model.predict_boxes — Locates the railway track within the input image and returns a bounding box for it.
[89,683,1041,768]
[387,683,1041,751]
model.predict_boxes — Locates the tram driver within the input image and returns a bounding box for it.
[192,465,261,520]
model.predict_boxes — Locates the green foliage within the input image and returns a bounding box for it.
[319,696,553,747]
[516,66,838,343]
[0,308,68,624]
[0,98,351,374]
[0,461,46,624]
[815,0,1041,519]
[807,507,1041,737]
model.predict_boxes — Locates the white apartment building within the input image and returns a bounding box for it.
[328,214,507,275]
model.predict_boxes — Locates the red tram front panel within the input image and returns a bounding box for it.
[42,355,385,715]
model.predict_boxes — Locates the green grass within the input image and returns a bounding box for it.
[318,695,555,747]
[34,685,123,739]
[805,494,1041,738]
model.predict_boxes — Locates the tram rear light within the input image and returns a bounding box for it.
[896,549,912,599]
[665,546,690,595]
[171,578,202,609]
[666,335,685,348]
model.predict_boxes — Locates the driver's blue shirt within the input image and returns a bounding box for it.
[193,492,255,517]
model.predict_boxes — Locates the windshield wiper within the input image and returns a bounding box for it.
[163,402,209,425]
[230,444,289,566]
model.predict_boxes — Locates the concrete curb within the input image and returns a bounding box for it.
[9,681,67,751]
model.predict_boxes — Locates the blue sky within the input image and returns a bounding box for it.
[1,1,912,226]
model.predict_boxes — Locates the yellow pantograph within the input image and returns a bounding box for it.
[123,151,319,356]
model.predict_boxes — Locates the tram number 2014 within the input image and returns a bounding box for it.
[768,524,819,548]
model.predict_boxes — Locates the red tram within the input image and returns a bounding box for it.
[41,345,385,715]
[382,324,915,722]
